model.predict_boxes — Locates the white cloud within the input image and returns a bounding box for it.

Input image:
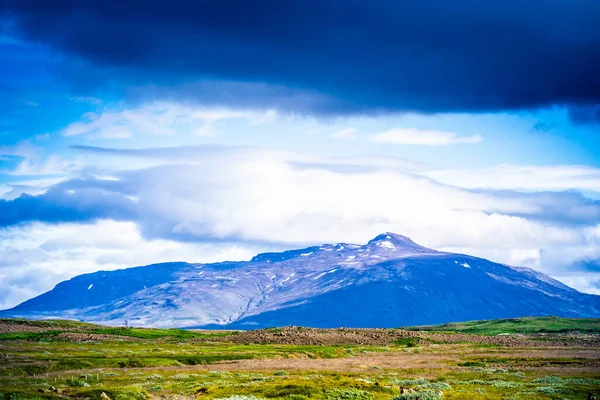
[3,144,600,309]
[425,164,600,192]
[370,128,482,145]
[331,127,357,140]
[0,177,66,200]
[16,145,589,294]
[61,102,278,139]
[0,220,262,309]
[0,142,40,159]
[0,141,78,177]
[68,95,104,105]
[3,155,79,176]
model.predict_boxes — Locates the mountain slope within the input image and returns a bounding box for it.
[2,233,600,328]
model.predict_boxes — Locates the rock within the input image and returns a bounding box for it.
[100,392,112,400]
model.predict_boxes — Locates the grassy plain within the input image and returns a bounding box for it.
[0,317,599,400]
[404,317,600,335]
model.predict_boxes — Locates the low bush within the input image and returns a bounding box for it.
[536,386,572,394]
[393,338,418,347]
[67,380,90,387]
[325,388,373,400]
[262,384,320,398]
[393,390,441,400]
[392,379,429,387]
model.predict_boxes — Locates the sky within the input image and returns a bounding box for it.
[1,0,600,309]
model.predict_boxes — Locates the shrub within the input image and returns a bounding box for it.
[463,380,489,385]
[458,361,485,367]
[67,380,90,387]
[492,381,522,388]
[117,359,144,368]
[215,396,263,400]
[417,382,451,391]
[113,389,147,400]
[325,388,373,400]
[392,379,429,387]
[5,395,44,400]
[533,376,564,385]
[394,338,418,347]
[393,390,441,400]
[536,387,572,395]
[263,384,320,398]
[274,371,288,376]
[566,378,600,385]
[284,396,309,400]
[22,366,45,376]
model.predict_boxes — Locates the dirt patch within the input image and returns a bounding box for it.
[154,347,596,372]
[0,321,54,334]
[55,332,141,342]
[0,322,139,342]
[206,351,453,372]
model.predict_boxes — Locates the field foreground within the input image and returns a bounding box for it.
[0,317,599,400]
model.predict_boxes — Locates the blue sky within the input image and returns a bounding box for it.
[1,0,600,309]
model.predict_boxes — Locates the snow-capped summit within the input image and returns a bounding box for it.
[366,232,433,253]
[251,233,434,264]
[369,232,418,245]
[2,233,599,328]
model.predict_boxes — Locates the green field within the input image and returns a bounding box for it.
[0,318,239,341]
[0,317,599,400]
[403,316,600,335]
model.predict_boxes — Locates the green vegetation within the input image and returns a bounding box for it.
[0,318,236,341]
[403,316,600,335]
[392,338,417,347]
[0,318,599,400]
[88,327,235,340]
[0,318,98,329]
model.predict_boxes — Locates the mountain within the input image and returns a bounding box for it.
[2,233,600,328]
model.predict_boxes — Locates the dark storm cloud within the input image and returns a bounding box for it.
[2,0,599,116]
[568,105,600,125]
[572,260,600,273]
[0,179,136,227]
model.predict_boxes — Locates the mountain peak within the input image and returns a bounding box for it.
[367,232,424,249]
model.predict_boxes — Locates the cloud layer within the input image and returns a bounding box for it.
[3,1,600,118]
[1,144,600,301]
[371,128,482,146]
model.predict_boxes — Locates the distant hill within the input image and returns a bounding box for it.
[2,233,600,328]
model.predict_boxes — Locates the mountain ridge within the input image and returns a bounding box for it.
[2,233,599,328]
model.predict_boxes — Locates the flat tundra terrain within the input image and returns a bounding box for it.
[0,317,599,400]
